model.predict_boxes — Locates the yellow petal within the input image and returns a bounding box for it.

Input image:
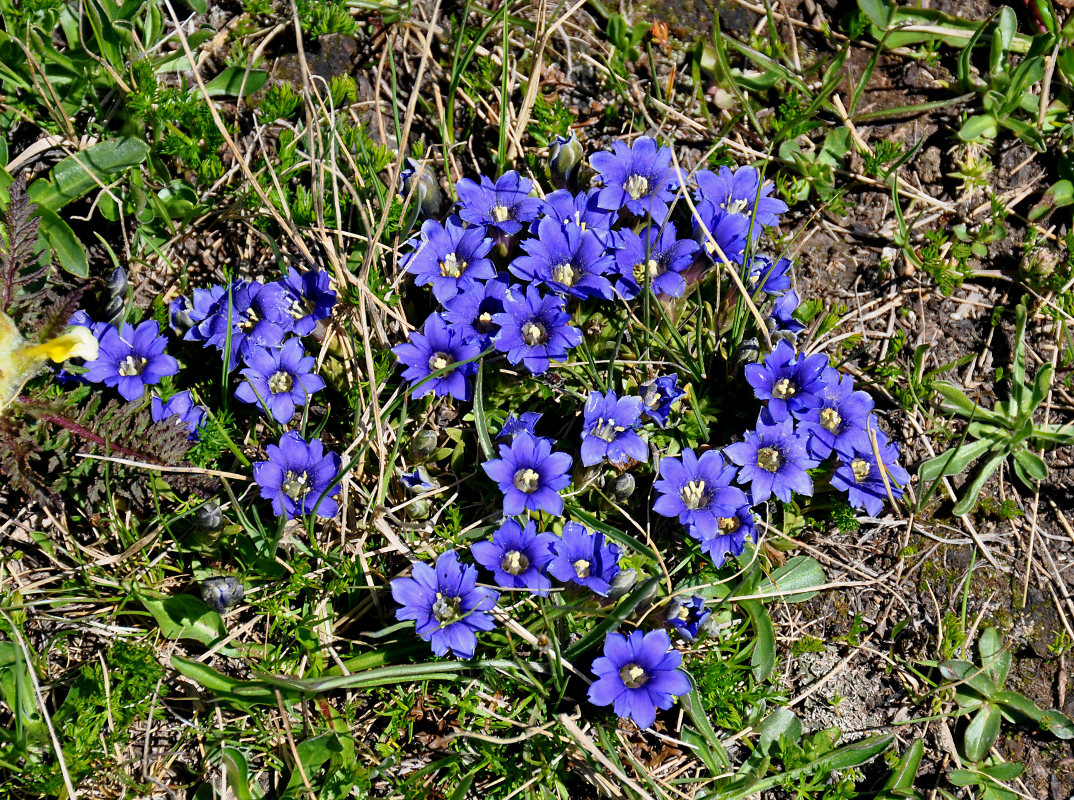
[19,326,99,364]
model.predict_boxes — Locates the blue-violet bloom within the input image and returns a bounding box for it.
[442,275,510,350]
[665,596,711,641]
[392,313,481,402]
[640,375,684,427]
[401,216,496,303]
[497,412,542,443]
[546,522,621,596]
[253,430,341,520]
[748,255,793,295]
[652,448,748,539]
[277,267,337,336]
[471,519,557,595]
[235,338,326,424]
[796,367,875,459]
[455,171,542,235]
[612,222,700,300]
[151,390,205,440]
[580,390,648,467]
[723,414,819,504]
[744,340,829,422]
[692,503,758,568]
[510,217,614,300]
[537,188,616,244]
[694,165,787,237]
[831,428,909,517]
[588,629,691,728]
[391,550,499,659]
[84,321,179,402]
[481,431,572,517]
[590,137,679,222]
[491,285,582,374]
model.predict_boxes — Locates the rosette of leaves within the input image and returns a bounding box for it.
[0,177,212,508]
[918,303,1073,515]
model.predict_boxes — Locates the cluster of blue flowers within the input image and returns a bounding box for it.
[388,135,909,730]
[169,267,342,520]
[72,266,344,524]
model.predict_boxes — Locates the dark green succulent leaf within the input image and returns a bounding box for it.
[1041,709,1074,739]
[963,703,1001,762]
[978,629,1010,688]
[979,761,1025,781]
[993,690,1044,724]
[940,659,997,698]
[881,738,923,793]
[918,439,993,484]
[952,451,1007,516]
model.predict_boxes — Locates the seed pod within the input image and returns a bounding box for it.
[200,576,244,613]
[104,267,128,326]
[194,502,224,532]
[611,473,635,500]
[411,429,438,458]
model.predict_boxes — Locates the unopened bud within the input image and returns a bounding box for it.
[607,568,638,599]
[612,473,635,500]
[400,158,444,219]
[548,132,584,189]
[200,576,244,613]
[411,429,438,458]
[105,267,128,326]
[407,498,431,520]
[194,502,223,532]
[733,337,762,370]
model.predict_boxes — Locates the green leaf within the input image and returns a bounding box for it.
[28,137,150,211]
[959,114,998,142]
[952,451,1007,516]
[858,0,893,29]
[963,703,1002,762]
[204,67,269,98]
[948,769,980,787]
[1027,363,1053,415]
[939,659,997,698]
[1030,180,1074,220]
[979,629,1010,687]
[980,761,1025,781]
[754,707,801,757]
[882,738,923,792]
[993,690,1044,724]
[918,438,993,484]
[681,686,732,773]
[564,578,659,661]
[933,382,1001,423]
[138,591,231,650]
[1041,709,1074,739]
[286,734,344,793]
[472,359,494,461]
[221,748,263,800]
[740,599,775,682]
[988,6,1017,78]
[1012,448,1047,486]
[35,206,89,278]
[757,556,826,603]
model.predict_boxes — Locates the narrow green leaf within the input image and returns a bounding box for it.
[988,6,1017,77]
[205,67,269,98]
[34,207,89,278]
[757,556,826,603]
[1042,708,1074,738]
[918,438,992,484]
[1012,448,1047,485]
[564,578,660,661]
[29,137,150,211]
[952,451,1007,516]
[882,738,923,792]
[472,359,494,461]
[740,599,775,682]
[858,0,893,29]
[958,114,998,142]
[980,761,1025,781]
[221,748,262,800]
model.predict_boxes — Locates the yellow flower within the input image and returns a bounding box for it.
[0,309,98,411]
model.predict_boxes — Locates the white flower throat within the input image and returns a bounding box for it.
[591,417,627,442]
[268,370,293,393]
[625,174,649,200]
[282,470,311,500]
[756,446,783,473]
[432,592,462,623]
[502,550,529,575]
[619,662,649,689]
[681,479,708,510]
[118,355,147,377]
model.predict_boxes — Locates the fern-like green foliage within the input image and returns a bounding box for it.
[0,178,216,510]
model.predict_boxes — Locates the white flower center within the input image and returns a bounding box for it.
[619,662,649,689]
[851,458,871,482]
[552,262,576,286]
[522,321,548,346]
[757,446,782,473]
[282,470,311,500]
[591,418,626,442]
[492,204,510,222]
[476,311,494,331]
[432,592,462,623]
[681,480,708,510]
[820,407,842,433]
[240,307,260,332]
[440,253,467,278]
[723,197,749,214]
[772,378,796,399]
[632,259,662,284]
[288,298,307,321]
[643,385,662,409]
[427,352,452,372]
[625,174,649,200]
[513,468,541,493]
[118,355,147,376]
[268,370,293,394]
[572,559,591,579]
[501,550,530,575]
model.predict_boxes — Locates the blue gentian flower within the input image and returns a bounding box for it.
[796,368,875,459]
[744,340,829,422]
[691,199,751,263]
[471,519,557,595]
[724,414,819,503]
[183,283,226,344]
[546,522,621,596]
[401,466,437,492]
[442,275,510,350]
[167,296,194,335]
[748,255,793,295]
[587,629,691,728]
[640,375,684,427]
[510,217,614,300]
[235,338,326,424]
[497,412,542,443]
[831,428,909,516]
[770,289,805,336]
[391,549,499,659]
[693,503,758,567]
[590,136,679,221]
[392,313,481,402]
[694,165,787,237]
[151,390,206,440]
[190,280,293,369]
[456,171,542,235]
[491,285,582,374]
[665,596,711,641]
[277,267,337,336]
[83,321,179,402]
[580,390,648,467]
[401,216,496,303]
[652,448,748,539]
[253,430,341,520]
[611,222,700,300]
[537,189,616,244]
[481,431,572,516]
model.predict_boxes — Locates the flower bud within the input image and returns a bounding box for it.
[411,429,439,458]
[611,473,635,500]
[401,465,439,495]
[548,132,583,189]
[407,498,431,520]
[607,568,638,599]
[733,337,761,370]
[169,296,194,335]
[194,502,224,532]
[200,576,244,613]
[104,267,128,326]
[400,158,444,219]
